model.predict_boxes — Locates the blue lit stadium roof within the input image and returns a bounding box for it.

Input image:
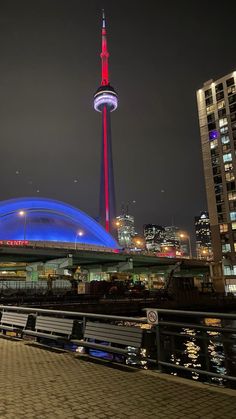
[0,197,118,249]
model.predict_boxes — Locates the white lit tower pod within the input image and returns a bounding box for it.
[94,11,118,234]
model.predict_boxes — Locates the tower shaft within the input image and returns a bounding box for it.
[100,105,116,231]
[94,11,118,234]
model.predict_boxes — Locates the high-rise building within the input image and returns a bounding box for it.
[116,213,136,249]
[164,226,192,257]
[194,211,212,259]
[163,225,182,257]
[164,225,180,246]
[143,224,165,252]
[94,11,117,233]
[196,71,236,267]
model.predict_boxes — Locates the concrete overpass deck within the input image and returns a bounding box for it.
[0,246,209,275]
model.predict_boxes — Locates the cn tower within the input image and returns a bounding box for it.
[94,11,118,234]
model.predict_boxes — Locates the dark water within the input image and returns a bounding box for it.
[144,317,236,388]
[87,317,236,388]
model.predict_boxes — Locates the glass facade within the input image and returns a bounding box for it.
[194,212,212,259]
[116,213,136,249]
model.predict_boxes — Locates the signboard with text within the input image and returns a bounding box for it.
[0,240,29,246]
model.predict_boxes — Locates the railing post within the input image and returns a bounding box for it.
[82,316,86,334]
[155,323,162,372]
[201,330,211,384]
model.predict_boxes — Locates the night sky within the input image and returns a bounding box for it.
[0,1,236,240]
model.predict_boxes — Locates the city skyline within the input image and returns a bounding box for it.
[0,1,236,238]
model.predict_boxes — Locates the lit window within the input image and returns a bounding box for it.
[224,265,236,276]
[206,105,215,114]
[223,265,236,275]
[210,139,218,149]
[224,266,232,275]
[222,243,231,252]
[220,126,228,134]
[221,135,230,144]
[228,85,236,95]
[226,172,235,181]
[232,222,236,230]
[217,100,225,109]
[228,192,236,201]
[219,118,228,127]
[230,212,236,221]
[223,153,232,162]
[219,224,228,232]
[225,163,233,171]
[234,243,236,252]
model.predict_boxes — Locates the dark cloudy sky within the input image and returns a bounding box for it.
[0,0,236,238]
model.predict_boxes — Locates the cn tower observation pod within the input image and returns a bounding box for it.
[0,197,118,249]
[94,84,118,112]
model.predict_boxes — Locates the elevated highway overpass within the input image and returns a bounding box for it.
[0,244,210,277]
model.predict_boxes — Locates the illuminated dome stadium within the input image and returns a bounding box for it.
[0,197,118,249]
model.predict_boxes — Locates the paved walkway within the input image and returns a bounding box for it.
[0,338,236,419]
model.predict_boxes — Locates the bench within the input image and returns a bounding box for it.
[71,321,143,356]
[23,316,74,341]
[0,311,29,335]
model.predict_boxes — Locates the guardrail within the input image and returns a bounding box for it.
[145,308,236,384]
[0,304,147,324]
[0,305,235,385]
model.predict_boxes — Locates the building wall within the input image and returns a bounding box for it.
[197,71,236,266]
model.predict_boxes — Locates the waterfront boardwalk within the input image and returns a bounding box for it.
[0,338,235,418]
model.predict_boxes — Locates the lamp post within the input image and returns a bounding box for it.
[19,210,27,241]
[74,230,84,250]
[179,233,192,259]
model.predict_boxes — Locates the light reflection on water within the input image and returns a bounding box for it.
[136,317,234,387]
[88,318,235,387]
[166,318,231,386]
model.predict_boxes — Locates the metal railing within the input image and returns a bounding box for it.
[146,308,236,384]
[0,305,236,385]
[0,304,147,324]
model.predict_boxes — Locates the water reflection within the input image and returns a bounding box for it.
[79,317,235,388]
[164,317,234,387]
[118,318,235,387]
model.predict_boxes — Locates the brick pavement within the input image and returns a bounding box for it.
[0,337,235,419]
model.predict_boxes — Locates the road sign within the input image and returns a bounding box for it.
[147,309,159,325]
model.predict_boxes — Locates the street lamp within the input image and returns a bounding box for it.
[132,237,144,250]
[74,230,84,250]
[179,233,192,258]
[18,210,27,241]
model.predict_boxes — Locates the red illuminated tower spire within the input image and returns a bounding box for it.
[101,10,109,85]
[94,11,118,233]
